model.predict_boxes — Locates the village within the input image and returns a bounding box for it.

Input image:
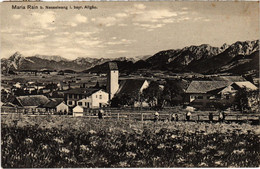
[1,62,259,121]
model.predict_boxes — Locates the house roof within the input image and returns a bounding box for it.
[15,95,49,107]
[186,81,230,94]
[211,76,246,82]
[232,81,258,91]
[116,79,147,96]
[64,88,102,96]
[108,62,118,70]
[41,98,64,108]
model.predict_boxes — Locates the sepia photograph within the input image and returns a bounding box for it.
[1,1,260,168]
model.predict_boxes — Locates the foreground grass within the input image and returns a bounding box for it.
[1,115,260,167]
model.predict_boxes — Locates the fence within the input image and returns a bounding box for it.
[2,108,260,123]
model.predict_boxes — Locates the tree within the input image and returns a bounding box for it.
[110,93,136,107]
[234,87,252,112]
[142,81,164,108]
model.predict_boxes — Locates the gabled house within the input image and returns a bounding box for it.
[12,95,50,113]
[185,81,230,108]
[40,98,69,113]
[219,81,258,101]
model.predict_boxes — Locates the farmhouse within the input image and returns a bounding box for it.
[185,81,230,108]
[12,95,50,113]
[40,98,69,113]
[219,81,258,101]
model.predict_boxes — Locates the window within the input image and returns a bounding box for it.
[197,96,203,99]
[96,95,98,98]
[68,101,73,105]
[79,95,82,99]
[69,94,72,98]
[99,95,102,99]
[78,102,82,106]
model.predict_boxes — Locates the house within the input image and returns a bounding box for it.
[76,89,109,109]
[211,76,246,82]
[12,95,50,113]
[73,105,84,117]
[40,98,69,114]
[219,81,258,101]
[64,88,109,108]
[185,81,230,108]
[13,82,22,88]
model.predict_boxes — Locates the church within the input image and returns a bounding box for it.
[65,62,150,112]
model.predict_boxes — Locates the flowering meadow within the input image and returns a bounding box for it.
[1,115,260,167]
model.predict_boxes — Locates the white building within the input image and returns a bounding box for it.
[77,89,109,108]
[73,105,84,117]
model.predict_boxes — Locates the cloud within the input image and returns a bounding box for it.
[30,11,56,30]
[92,17,117,27]
[134,4,146,10]
[115,13,128,18]
[76,38,102,46]
[74,31,94,37]
[134,23,164,31]
[118,23,127,27]
[13,14,21,19]
[70,23,77,27]
[24,35,47,41]
[75,14,87,23]
[106,38,136,45]
[107,50,127,54]
[134,10,178,23]
[55,32,70,36]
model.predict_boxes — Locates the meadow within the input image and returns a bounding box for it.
[1,114,260,168]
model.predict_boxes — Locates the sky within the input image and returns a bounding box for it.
[1,1,259,60]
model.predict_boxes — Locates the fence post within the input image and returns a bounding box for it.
[236,115,239,121]
[141,113,143,122]
[117,113,119,120]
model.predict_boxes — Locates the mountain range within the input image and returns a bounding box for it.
[1,39,259,76]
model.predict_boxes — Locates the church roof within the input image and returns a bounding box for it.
[116,79,147,96]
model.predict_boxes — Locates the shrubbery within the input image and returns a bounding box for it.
[1,116,260,167]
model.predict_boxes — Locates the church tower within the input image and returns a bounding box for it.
[107,62,119,100]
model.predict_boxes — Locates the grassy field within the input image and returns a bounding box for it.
[1,114,260,167]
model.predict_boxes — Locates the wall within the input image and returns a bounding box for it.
[107,70,119,100]
[91,90,109,108]
[57,102,69,113]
